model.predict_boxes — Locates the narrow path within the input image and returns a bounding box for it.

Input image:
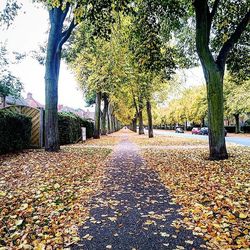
[73,137,206,250]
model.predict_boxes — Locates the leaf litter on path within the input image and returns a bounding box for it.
[0,146,111,249]
[141,146,250,249]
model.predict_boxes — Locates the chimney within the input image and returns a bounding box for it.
[27,92,33,99]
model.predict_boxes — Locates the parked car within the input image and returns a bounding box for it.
[198,127,228,137]
[199,127,208,135]
[175,127,184,133]
[191,127,200,134]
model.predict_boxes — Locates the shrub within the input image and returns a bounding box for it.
[58,112,94,145]
[0,110,32,154]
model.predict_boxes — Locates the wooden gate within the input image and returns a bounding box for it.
[3,105,44,148]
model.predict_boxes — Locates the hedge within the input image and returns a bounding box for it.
[0,110,32,154]
[58,112,94,145]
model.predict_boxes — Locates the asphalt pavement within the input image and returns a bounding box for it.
[152,130,250,147]
[73,138,206,249]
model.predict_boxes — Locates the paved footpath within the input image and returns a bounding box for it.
[73,137,206,250]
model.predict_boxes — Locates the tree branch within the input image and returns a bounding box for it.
[217,10,250,69]
[210,0,220,20]
[57,19,77,52]
[193,0,215,66]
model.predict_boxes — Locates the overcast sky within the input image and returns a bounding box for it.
[0,0,205,109]
[0,0,87,109]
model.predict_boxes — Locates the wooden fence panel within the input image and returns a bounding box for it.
[3,105,44,148]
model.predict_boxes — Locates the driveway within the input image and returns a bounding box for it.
[152,130,250,147]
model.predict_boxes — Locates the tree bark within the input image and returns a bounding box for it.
[206,70,228,159]
[146,100,153,138]
[107,103,111,134]
[234,113,240,133]
[101,94,108,135]
[44,9,64,152]
[138,96,144,135]
[194,0,228,160]
[44,5,76,151]
[93,92,101,139]
[1,96,6,108]
[132,116,137,132]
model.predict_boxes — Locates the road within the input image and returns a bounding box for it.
[152,129,250,147]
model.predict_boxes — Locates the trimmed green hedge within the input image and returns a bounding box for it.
[0,110,32,154]
[58,112,94,145]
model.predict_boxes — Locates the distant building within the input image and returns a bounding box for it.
[0,95,29,108]
[58,104,94,120]
[1,92,94,120]
[25,93,44,109]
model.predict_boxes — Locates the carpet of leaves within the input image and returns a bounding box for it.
[84,136,122,146]
[142,147,250,249]
[0,146,111,249]
[131,134,207,146]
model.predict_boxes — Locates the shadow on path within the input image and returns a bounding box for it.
[72,136,206,250]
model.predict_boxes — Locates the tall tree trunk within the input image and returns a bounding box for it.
[107,103,111,134]
[132,116,137,132]
[45,9,64,152]
[93,92,101,139]
[234,113,240,133]
[138,109,144,135]
[194,0,228,160]
[138,96,144,135]
[101,94,108,135]
[206,70,228,159]
[1,96,6,108]
[146,100,153,138]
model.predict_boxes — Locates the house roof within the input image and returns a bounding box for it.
[25,93,44,109]
[6,95,29,106]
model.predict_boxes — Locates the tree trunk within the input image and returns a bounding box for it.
[206,69,228,160]
[107,103,111,134]
[234,113,240,133]
[45,9,64,152]
[132,116,137,132]
[93,92,101,139]
[101,94,108,135]
[138,109,144,134]
[1,96,6,108]
[194,0,228,160]
[146,100,153,138]
[138,96,144,135]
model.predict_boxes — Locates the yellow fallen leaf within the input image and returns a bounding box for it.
[20,203,28,210]
[239,213,248,219]
[15,219,24,226]
[54,183,60,189]
[0,190,7,197]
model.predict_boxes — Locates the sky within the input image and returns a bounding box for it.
[0,0,205,109]
[0,0,87,109]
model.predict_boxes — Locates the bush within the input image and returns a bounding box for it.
[0,110,32,154]
[58,112,94,145]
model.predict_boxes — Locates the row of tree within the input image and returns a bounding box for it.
[1,0,249,160]
[156,75,250,133]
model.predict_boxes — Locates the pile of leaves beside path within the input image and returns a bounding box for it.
[142,147,250,249]
[132,134,207,146]
[0,147,111,249]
